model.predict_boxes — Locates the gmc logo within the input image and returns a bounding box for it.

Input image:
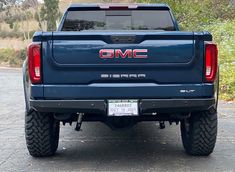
[99,49,148,59]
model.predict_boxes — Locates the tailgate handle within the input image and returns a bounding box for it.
[111,35,136,44]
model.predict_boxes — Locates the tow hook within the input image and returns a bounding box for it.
[75,113,83,131]
[159,121,165,129]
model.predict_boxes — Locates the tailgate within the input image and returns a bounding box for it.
[42,31,205,84]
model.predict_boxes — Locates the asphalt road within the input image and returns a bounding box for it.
[0,68,235,172]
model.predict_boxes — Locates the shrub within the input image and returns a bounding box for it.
[0,48,26,67]
[137,0,235,31]
[0,30,24,39]
[0,30,36,39]
[202,20,235,101]
[219,64,235,100]
[18,49,26,60]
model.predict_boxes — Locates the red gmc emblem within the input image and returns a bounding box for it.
[99,49,148,59]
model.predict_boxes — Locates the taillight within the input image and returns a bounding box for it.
[27,42,42,84]
[205,42,218,82]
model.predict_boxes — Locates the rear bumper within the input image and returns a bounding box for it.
[30,98,215,114]
[30,83,215,99]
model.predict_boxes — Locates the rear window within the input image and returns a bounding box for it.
[62,10,175,31]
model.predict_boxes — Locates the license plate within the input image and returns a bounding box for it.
[108,100,138,116]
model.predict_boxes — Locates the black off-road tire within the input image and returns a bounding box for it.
[25,110,60,157]
[180,108,217,156]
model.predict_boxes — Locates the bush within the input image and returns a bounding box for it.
[202,20,235,101]
[137,0,235,31]
[0,48,26,67]
[0,30,36,39]
[18,49,26,60]
[0,30,24,39]
[195,20,235,100]
[1,10,34,23]
[220,64,235,100]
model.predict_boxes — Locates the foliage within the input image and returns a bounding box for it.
[0,0,39,12]
[40,0,60,31]
[0,30,23,38]
[220,64,235,100]
[13,22,20,32]
[1,10,33,23]
[137,0,235,31]
[0,30,36,39]
[202,20,235,100]
[0,0,16,11]
[0,48,26,67]
[0,0,38,40]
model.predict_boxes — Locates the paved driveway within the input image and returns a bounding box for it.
[0,68,235,172]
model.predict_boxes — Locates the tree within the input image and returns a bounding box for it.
[1,0,37,40]
[0,0,24,10]
[40,0,60,31]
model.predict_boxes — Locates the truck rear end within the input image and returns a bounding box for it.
[23,4,218,157]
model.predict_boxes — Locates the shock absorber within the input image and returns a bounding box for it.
[75,113,83,131]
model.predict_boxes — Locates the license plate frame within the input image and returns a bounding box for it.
[108,100,139,116]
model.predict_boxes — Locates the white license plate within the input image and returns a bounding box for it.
[108,100,138,116]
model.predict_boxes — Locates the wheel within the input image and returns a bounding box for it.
[25,110,60,157]
[180,108,217,156]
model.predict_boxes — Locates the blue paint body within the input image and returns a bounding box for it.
[23,4,218,113]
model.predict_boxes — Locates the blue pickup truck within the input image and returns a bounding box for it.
[23,3,219,157]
